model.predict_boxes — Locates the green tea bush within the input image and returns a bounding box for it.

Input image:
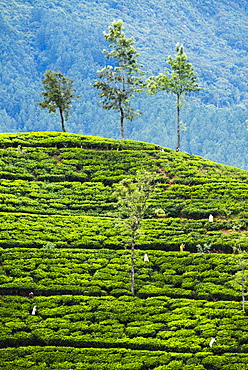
[1,132,248,367]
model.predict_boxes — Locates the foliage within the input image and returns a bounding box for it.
[0,248,242,300]
[196,244,211,255]
[0,132,248,252]
[2,346,248,369]
[0,292,248,368]
[114,170,157,295]
[114,170,157,229]
[42,243,60,258]
[0,0,248,169]
[0,132,248,367]
[94,20,145,140]
[229,247,248,313]
[147,44,201,150]
[37,70,80,132]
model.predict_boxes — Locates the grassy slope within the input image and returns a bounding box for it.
[0,132,248,369]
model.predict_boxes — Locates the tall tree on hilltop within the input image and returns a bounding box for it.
[147,44,201,151]
[37,70,80,132]
[94,20,145,140]
[114,170,158,296]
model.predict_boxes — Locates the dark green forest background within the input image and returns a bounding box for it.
[0,0,247,169]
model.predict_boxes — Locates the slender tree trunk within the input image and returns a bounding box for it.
[59,108,66,132]
[241,265,246,313]
[131,238,135,296]
[119,100,125,140]
[176,94,180,150]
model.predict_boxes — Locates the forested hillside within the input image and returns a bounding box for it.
[1,132,248,369]
[0,0,248,169]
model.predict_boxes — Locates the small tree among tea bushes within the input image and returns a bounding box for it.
[114,169,157,295]
[231,246,248,314]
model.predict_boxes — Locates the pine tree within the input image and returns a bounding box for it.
[147,44,201,151]
[94,20,145,140]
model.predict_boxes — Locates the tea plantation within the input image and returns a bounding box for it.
[1,132,248,369]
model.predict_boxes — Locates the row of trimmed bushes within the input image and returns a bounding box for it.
[1,177,248,219]
[0,295,247,352]
[0,147,158,185]
[0,132,158,151]
[0,248,244,300]
[0,213,248,252]
[0,179,114,215]
[2,345,248,369]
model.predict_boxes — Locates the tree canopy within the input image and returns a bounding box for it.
[147,44,201,151]
[37,70,80,132]
[94,20,145,140]
[114,169,157,295]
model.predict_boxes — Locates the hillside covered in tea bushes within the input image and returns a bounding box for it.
[1,132,248,369]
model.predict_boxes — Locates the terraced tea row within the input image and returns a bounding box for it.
[0,249,243,301]
[0,295,247,352]
[1,178,248,219]
[2,346,248,369]
[1,213,247,252]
